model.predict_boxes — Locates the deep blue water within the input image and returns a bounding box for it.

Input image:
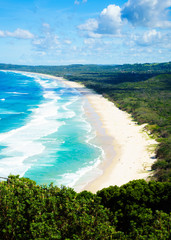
[0,71,102,189]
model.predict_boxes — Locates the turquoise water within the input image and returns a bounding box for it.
[0,71,102,189]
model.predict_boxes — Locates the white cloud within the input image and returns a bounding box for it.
[131,29,162,47]
[0,30,5,37]
[6,29,34,39]
[54,35,60,45]
[97,4,122,34]
[78,0,171,40]
[72,46,77,51]
[32,24,60,51]
[126,29,171,50]
[32,34,60,50]
[78,4,122,37]
[74,0,87,4]
[84,38,95,45]
[141,30,161,44]
[78,18,98,32]
[42,23,50,29]
[122,0,171,28]
[74,0,80,5]
[64,40,72,44]
[0,28,34,39]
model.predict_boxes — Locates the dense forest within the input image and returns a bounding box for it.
[0,62,171,238]
[0,175,171,239]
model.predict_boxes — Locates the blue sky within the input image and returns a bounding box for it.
[0,0,170,65]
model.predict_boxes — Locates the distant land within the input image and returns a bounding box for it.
[0,61,171,75]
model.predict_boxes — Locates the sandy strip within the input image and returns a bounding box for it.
[36,73,158,193]
[5,71,158,192]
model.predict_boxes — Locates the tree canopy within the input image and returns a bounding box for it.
[0,176,171,239]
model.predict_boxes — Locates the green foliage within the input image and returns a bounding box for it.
[0,176,171,239]
[97,180,171,239]
[0,175,119,239]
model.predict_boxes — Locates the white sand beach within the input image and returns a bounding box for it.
[38,73,158,193]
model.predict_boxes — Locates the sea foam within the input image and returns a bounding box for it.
[0,73,64,177]
[0,71,104,190]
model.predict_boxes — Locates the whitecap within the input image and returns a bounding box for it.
[56,156,103,191]
[0,108,23,115]
[0,72,66,178]
[6,92,28,95]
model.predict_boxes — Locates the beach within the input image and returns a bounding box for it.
[37,73,158,193]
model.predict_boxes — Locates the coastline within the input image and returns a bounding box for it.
[36,73,158,193]
[4,71,158,193]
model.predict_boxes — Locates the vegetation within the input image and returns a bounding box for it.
[0,62,171,75]
[0,175,171,239]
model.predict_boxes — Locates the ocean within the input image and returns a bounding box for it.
[0,71,103,190]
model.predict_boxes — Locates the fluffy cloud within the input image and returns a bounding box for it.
[42,23,50,29]
[32,34,60,50]
[64,40,72,44]
[74,0,87,4]
[78,0,171,38]
[74,0,80,5]
[78,4,122,36]
[0,30,5,37]
[125,29,171,52]
[32,23,59,50]
[135,29,162,46]
[122,0,171,28]
[84,38,96,45]
[141,30,161,44]
[78,18,98,32]
[97,4,122,34]
[0,28,34,39]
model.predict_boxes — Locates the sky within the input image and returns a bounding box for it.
[0,0,170,65]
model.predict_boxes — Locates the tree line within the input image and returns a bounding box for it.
[0,175,171,239]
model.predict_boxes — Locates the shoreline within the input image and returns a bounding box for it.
[3,71,158,193]
[36,73,158,193]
